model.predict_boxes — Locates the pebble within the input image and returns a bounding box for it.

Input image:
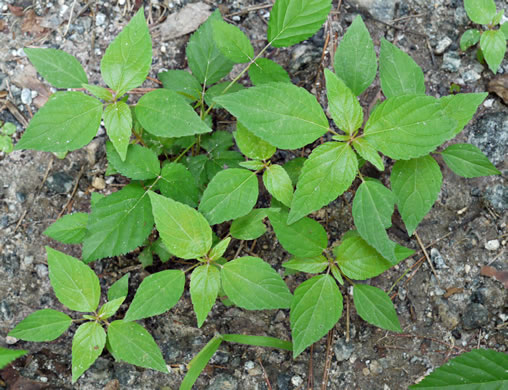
[291,375,303,386]
[5,336,18,345]
[46,172,74,193]
[485,239,500,251]
[21,88,32,105]
[430,248,447,269]
[462,70,481,83]
[369,360,383,375]
[334,338,354,362]
[207,374,238,390]
[96,12,106,26]
[434,37,452,55]
[244,361,255,370]
[462,303,489,329]
[469,112,508,165]
[92,177,106,190]
[36,264,49,278]
[24,256,34,266]
[442,52,461,72]
[465,264,471,274]
[119,0,125,5]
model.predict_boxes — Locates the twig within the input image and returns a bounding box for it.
[308,344,314,390]
[5,100,29,128]
[346,294,350,342]
[257,358,272,390]
[226,3,273,17]
[394,333,466,353]
[321,329,334,390]
[57,165,85,218]
[414,231,439,281]
[233,241,244,258]
[63,0,78,37]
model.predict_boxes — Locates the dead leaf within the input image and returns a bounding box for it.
[0,19,7,32]
[488,75,508,105]
[104,379,120,390]
[8,4,24,17]
[443,287,464,298]
[481,265,508,289]
[156,2,211,41]
[21,10,46,35]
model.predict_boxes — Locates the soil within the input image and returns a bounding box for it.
[0,0,506,389]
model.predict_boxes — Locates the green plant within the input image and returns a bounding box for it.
[7,0,501,387]
[0,121,16,153]
[0,347,27,369]
[460,0,508,73]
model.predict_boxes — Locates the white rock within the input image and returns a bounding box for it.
[465,264,471,274]
[435,37,452,54]
[244,361,255,370]
[21,88,32,105]
[291,375,303,386]
[96,12,106,26]
[485,239,500,251]
[5,336,18,345]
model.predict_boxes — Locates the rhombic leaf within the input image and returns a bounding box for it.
[290,274,342,357]
[9,309,72,342]
[352,138,384,171]
[334,15,377,96]
[267,0,332,47]
[363,95,456,160]
[221,256,292,310]
[124,270,185,321]
[159,162,200,208]
[204,82,245,108]
[72,322,106,383]
[263,165,293,207]
[283,255,328,274]
[159,70,202,103]
[211,19,254,63]
[464,0,497,25]
[409,348,508,389]
[100,8,152,96]
[0,348,27,370]
[24,48,88,88]
[439,93,487,135]
[391,156,442,236]
[103,101,132,161]
[480,30,506,73]
[108,273,130,301]
[135,89,211,138]
[248,58,291,86]
[43,212,88,244]
[190,265,221,327]
[288,142,357,224]
[353,284,401,332]
[379,39,425,98]
[441,143,501,178]
[106,141,160,180]
[149,191,212,259]
[199,168,259,225]
[15,92,102,153]
[460,29,481,51]
[82,184,154,263]
[234,122,276,161]
[107,320,167,373]
[214,83,329,149]
[98,297,125,320]
[46,247,100,312]
[230,208,269,240]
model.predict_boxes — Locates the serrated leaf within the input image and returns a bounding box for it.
[100,8,152,96]
[15,92,102,152]
[148,191,211,259]
[0,348,27,369]
[267,0,332,47]
[9,309,72,342]
[230,208,268,240]
[124,270,184,321]
[460,29,481,51]
[204,82,245,108]
[352,179,397,263]
[501,22,508,40]
[208,237,231,260]
[290,274,342,357]
[267,208,327,258]
[352,138,384,171]
[72,322,106,383]
[108,273,130,301]
[330,264,344,285]
[180,336,223,390]
[152,238,172,262]
[288,142,357,224]
[199,168,258,225]
[441,143,501,178]
[439,93,487,135]
[82,84,113,101]
[24,48,87,88]
[83,184,154,262]
[492,10,504,26]
[221,256,292,310]
[46,247,100,312]
[98,297,125,320]
[464,0,497,25]
[283,255,328,274]
[480,30,506,73]
[211,19,253,63]
[159,162,200,208]
[239,160,265,171]
[234,122,276,160]
[43,212,88,244]
[248,58,291,85]
[215,83,329,149]
[190,265,221,327]
[107,320,167,373]
[103,101,132,161]
[205,150,244,182]
[409,348,508,389]
[353,284,401,332]
[334,15,377,96]
[201,130,234,153]
[159,70,202,102]
[106,141,160,180]
[391,156,442,236]
[283,157,305,186]
[379,39,425,98]
[263,165,293,207]
[136,89,211,138]
[222,334,292,351]
[363,95,456,159]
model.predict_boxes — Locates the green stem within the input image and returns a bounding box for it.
[174,140,197,163]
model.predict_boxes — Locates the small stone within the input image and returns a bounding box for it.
[207,373,237,390]
[465,264,471,274]
[119,0,125,5]
[462,303,489,329]
[483,99,495,108]
[468,112,508,165]
[430,248,448,269]
[5,335,18,345]
[21,88,32,104]
[46,172,74,193]
[362,367,370,376]
[462,70,481,83]
[96,12,106,26]
[485,240,500,251]
[442,52,461,72]
[15,192,26,203]
[92,177,106,190]
[334,338,354,362]
[434,37,452,55]
[24,256,34,266]
[291,375,303,386]
[36,264,49,278]
[369,360,383,375]
[244,361,255,370]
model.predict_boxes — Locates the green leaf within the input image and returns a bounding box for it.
[379,39,425,98]
[267,0,332,47]
[135,89,212,138]
[124,270,184,321]
[1,122,16,136]
[98,297,125,320]
[222,334,292,351]
[325,69,363,134]
[460,29,481,51]
[138,246,153,268]
[290,274,342,357]
[43,212,88,244]
[283,255,328,274]
[263,165,293,207]
[204,82,245,108]
[159,162,200,208]
[501,22,508,40]
[46,247,100,312]
[409,348,508,389]
[230,208,268,240]
[221,256,292,310]
[208,237,231,261]
[330,264,344,285]
[82,83,113,101]
[353,284,401,332]
[234,122,276,160]
[267,208,327,258]
[205,150,244,181]
[190,265,221,327]
[107,320,167,373]
[24,48,87,88]
[199,168,259,225]
[363,95,456,159]
[9,309,72,341]
[248,58,291,85]
[492,10,504,26]
[334,15,377,96]
[149,191,211,259]
[480,30,506,73]
[283,157,305,186]
[108,273,130,301]
[180,336,223,390]
[201,130,234,153]
[215,83,329,149]
[15,92,102,153]
[352,179,397,263]
[239,160,265,171]
[352,138,384,171]
[100,8,152,96]
[0,135,13,153]
[159,70,202,103]
[288,142,357,224]
[391,156,442,236]
[106,142,160,180]
[211,19,254,63]
[72,322,106,383]
[441,143,501,178]
[103,101,132,161]
[0,348,27,369]
[464,0,497,25]
[82,184,154,262]
[186,11,234,86]
[439,93,487,135]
